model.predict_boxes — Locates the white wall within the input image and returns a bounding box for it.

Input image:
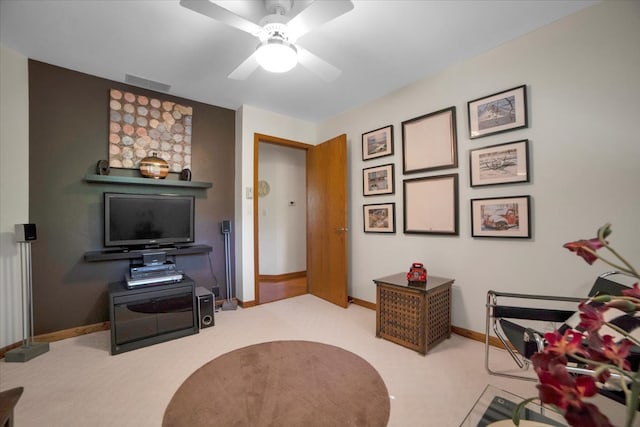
[234,105,316,302]
[0,46,29,348]
[258,143,306,275]
[318,1,640,332]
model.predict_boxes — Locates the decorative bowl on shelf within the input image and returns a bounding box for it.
[139,153,169,179]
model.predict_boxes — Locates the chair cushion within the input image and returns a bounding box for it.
[588,274,633,297]
[494,306,574,322]
[499,318,540,359]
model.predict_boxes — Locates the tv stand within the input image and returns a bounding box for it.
[84,244,212,262]
[109,277,198,354]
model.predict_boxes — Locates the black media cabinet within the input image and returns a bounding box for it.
[108,277,198,355]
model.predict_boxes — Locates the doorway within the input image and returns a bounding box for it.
[253,133,348,307]
[256,139,308,304]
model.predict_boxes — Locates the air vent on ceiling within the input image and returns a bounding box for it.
[124,74,171,92]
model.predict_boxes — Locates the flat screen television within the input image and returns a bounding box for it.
[104,192,195,248]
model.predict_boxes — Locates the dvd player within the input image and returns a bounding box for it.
[130,261,177,278]
[125,272,183,289]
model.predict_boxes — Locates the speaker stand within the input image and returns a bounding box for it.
[222,222,237,310]
[6,241,49,362]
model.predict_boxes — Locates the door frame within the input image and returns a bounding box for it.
[253,133,311,305]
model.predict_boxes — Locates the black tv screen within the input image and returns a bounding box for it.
[104,192,195,248]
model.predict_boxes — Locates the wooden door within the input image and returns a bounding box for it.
[307,134,348,307]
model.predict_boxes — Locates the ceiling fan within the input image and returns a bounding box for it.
[179,0,354,81]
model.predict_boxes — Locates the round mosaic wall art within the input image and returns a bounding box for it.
[108,89,192,173]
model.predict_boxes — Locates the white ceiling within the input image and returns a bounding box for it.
[0,0,597,123]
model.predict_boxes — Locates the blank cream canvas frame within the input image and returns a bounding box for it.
[403,173,459,235]
[402,107,457,174]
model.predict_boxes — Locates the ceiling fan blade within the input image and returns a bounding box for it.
[180,0,263,36]
[297,46,341,82]
[287,0,354,41]
[227,51,260,80]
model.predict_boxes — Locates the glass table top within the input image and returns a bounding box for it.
[460,385,567,427]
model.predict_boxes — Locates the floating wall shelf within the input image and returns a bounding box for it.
[84,174,212,189]
[84,244,213,262]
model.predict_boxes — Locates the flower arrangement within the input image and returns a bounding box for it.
[515,223,639,427]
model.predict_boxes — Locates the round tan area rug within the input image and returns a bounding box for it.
[163,340,390,427]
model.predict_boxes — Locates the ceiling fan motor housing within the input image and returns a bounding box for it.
[260,21,291,42]
[261,0,294,41]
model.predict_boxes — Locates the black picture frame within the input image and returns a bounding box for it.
[469,140,530,187]
[363,163,394,196]
[467,85,528,139]
[402,106,457,174]
[403,173,459,235]
[363,203,396,233]
[470,195,531,238]
[362,125,394,161]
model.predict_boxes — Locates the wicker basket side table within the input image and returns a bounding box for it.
[374,273,453,355]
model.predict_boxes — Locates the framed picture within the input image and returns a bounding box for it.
[403,173,458,235]
[470,195,531,238]
[402,107,457,174]
[363,203,396,233]
[469,140,529,187]
[362,125,393,161]
[363,163,394,196]
[467,85,528,139]
[108,88,193,172]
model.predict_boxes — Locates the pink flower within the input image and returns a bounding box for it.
[565,403,615,427]
[543,330,586,357]
[563,238,606,265]
[522,224,639,427]
[600,336,632,370]
[532,353,613,427]
[622,282,640,299]
[536,358,597,407]
[578,301,606,332]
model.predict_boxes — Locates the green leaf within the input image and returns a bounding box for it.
[512,397,539,425]
[598,223,612,240]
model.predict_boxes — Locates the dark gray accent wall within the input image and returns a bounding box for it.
[28,60,235,335]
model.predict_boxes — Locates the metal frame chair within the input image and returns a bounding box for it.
[485,290,580,381]
[484,272,637,405]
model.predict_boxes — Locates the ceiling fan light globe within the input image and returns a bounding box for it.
[256,40,298,73]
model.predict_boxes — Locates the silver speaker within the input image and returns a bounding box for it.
[15,223,37,242]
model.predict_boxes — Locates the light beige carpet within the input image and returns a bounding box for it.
[162,340,390,427]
